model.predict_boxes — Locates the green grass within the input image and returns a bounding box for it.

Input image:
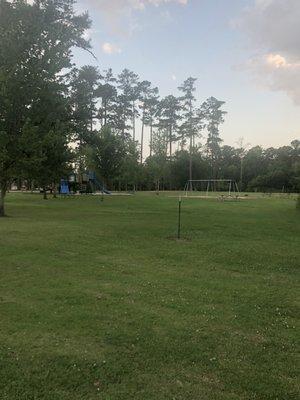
[0,193,299,399]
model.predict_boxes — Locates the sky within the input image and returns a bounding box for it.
[73,0,300,150]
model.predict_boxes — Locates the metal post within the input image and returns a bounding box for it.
[178,196,182,239]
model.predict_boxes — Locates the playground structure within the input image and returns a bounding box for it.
[60,179,70,195]
[60,171,111,195]
[184,179,240,198]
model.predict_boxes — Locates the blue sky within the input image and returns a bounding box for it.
[74,0,300,149]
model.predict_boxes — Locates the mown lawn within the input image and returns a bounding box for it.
[0,193,299,399]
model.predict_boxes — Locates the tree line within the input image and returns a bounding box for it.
[0,0,299,216]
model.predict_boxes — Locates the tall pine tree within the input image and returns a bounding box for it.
[201,97,227,178]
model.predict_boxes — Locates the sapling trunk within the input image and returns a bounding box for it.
[52,184,57,198]
[0,185,6,217]
[189,135,193,182]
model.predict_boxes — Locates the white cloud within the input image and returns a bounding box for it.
[84,0,188,35]
[102,42,122,54]
[239,0,300,104]
[86,0,188,14]
[246,54,300,105]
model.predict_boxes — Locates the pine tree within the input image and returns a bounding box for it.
[178,77,203,181]
[71,66,101,142]
[143,86,159,158]
[157,95,181,157]
[138,81,159,163]
[201,97,227,178]
[117,69,140,140]
[97,68,117,127]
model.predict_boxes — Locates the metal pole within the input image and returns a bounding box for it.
[178,196,182,239]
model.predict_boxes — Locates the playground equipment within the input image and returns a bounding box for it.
[59,172,111,195]
[60,179,70,195]
[184,179,240,198]
[67,171,111,195]
[87,171,111,194]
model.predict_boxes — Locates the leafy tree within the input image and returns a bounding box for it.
[218,145,240,182]
[119,139,140,191]
[70,65,101,173]
[145,129,169,191]
[89,126,126,188]
[0,0,91,216]
[30,127,73,199]
[21,76,73,198]
[235,137,251,190]
[243,146,265,190]
[71,66,101,138]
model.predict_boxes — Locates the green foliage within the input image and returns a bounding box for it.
[178,77,203,148]
[88,126,126,186]
[157,95,182,156]
[119,139,140,189]
[98,69,118,128]
[114,68,140,138]
[141,140,299,192]
[71,66,101,144]
[0,0,91,213]
[201,97,227,176]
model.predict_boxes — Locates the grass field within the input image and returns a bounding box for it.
[0,193,299,399]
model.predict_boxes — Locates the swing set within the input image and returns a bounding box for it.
[184,179,240,198]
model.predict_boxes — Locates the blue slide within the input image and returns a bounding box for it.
[87,171,111,194]
[60,179,70,195]
[94,177,111,195]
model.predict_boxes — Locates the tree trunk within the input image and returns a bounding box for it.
[140,118,144,163]
[90,95,93,132]
[0,183,7,217]
[240,157,243,191]
[150,124,153,157]
[17,178,22,191]
[156,179,160,195]
[189,135,193,182]
[43,187,48,200]
[52,183,57,199]
[169,127,172,157]
[132,101,135,141]
[104,100,107,126]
